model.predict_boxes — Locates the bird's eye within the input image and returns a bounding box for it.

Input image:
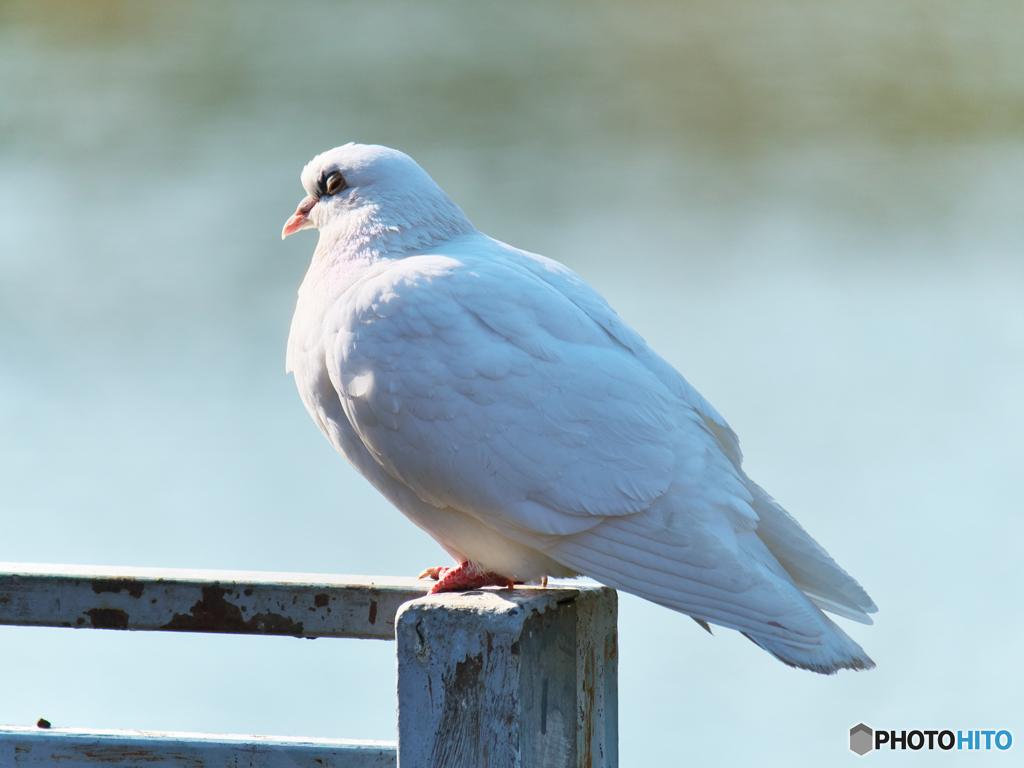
[320,171,348,197]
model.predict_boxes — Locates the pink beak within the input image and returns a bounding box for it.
[281,196,318,239]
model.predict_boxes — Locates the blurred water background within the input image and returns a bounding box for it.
[2,1,1023,765]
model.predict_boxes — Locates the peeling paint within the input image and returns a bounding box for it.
[84,749,156,759]
[582,651,595,768]
[1,565,432,641]
[431,654,484,767]
[604,632,617,664]
[85,608,129,630]
[160,585,305,637]
[91,578,144,599]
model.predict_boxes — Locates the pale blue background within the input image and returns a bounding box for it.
[1,1,1022,765]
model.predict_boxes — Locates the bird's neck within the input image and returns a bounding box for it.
[319,199,475,266]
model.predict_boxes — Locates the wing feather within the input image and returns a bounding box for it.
[326,249,678,535]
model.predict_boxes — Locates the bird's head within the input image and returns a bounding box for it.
[281,143,474,258]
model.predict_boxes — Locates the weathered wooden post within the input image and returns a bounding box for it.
[395,585,617,768]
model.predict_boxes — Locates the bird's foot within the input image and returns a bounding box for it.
[418,561,515,594]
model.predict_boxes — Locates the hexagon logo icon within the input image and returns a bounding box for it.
[850,723,873,756]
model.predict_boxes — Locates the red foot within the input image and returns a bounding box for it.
[418,562,515,594]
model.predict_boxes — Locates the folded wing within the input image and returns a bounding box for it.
[324,237,874,672]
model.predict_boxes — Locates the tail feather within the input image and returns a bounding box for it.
[742,611,875,674]
[744,477,878,621]
[548,512,875,674]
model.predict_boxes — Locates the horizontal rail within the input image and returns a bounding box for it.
[0,727,396,767]
[0,563,430,640]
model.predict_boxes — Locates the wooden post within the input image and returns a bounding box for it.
[395,585,617,768]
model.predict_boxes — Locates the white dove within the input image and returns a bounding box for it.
[282,143,876,673]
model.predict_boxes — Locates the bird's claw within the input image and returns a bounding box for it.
[419,566,548,589]
[418,561,515,593]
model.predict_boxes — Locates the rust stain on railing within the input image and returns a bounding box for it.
[0,564,430,640]
[161,584,305,636]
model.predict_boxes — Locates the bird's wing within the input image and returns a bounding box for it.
[494,243,876,623]
[324,247,693,542]
[489,240,745,457]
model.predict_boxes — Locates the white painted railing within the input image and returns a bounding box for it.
[0,563,617,767]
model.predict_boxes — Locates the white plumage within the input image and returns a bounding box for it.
[282,143,876,674]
